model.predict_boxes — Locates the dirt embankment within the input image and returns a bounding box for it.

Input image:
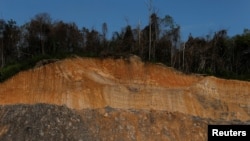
[0,104,214,141]
[0,55,250,140]
[1,56,249,121]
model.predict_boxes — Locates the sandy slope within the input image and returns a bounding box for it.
[0,55,250,121]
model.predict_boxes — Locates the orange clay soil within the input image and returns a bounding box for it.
[0,55,250,121]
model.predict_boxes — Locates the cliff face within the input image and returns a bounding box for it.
[0,56,250,140]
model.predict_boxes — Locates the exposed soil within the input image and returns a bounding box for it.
[0,55,249,140]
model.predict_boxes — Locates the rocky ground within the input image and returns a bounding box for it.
[0,104,89,141]
[0,104,249,141]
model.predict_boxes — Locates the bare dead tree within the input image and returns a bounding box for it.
[146,0,153,61]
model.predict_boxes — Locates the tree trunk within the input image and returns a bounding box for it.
[1,39,4,68]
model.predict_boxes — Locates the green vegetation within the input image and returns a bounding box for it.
[0,13,249,82]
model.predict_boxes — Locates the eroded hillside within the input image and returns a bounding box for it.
[0,55,250,140]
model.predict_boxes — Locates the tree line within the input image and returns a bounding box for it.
[0,13,249,81]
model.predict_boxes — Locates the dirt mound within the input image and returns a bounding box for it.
[0,56,250,140]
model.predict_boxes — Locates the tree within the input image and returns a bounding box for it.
[160,15,180,66]
[85,29,101,55]
[150,13,160,60]
[101,22,109,53]
[209,29,228,74]
[136,20,142,57]
[27,13,52,55]
[102,22,108,43]
[110,30,125,54]
[146,0,153,60]
[4,19,20,63]
[51,21,68,53]
[233,30,250,75]
[122,25,134,53]
[0,19,5,68]
[184,36,207,73]
[66,22,83,52]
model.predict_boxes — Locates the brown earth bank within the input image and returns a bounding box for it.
[0,55,250,140]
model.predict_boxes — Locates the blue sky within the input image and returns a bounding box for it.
[0,0,249,41]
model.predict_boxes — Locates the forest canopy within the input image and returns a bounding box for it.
[0,13,249,82]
